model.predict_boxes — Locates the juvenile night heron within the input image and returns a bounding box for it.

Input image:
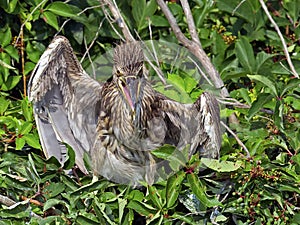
[28,36,221,185]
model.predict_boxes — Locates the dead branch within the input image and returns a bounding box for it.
[156,0,229,98]
[156,0,239,125]
[101,0,135,42]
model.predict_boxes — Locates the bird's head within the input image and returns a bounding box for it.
[112,42,145,117]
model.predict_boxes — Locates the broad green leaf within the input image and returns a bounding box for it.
[0,97,9,115]
[170,212,194,224]
[0,27,12,47]
[148,185,163,209]
[255,51,273,73]
[1,75,21,91]
[150,15,169,27]
[93,199,117,225]
[63,145,76,170]
[15,136,26,150]
[235,36,255,73]
[201,158,242,172]
[19,121,33,135]
[21,98,32,121]
[118,198,127,223]
[132,0,146,26]
[23,134,41,149]
[4,45,19,61]
[43,199,66,211]
[127,200,156,217]
[43,182,66,198]
[131,0,157,31]
[281,78,300,97]
[248,93,273,120]
[187,173,220,208]
[43,11,59,30]
[166,170,185,209]
[46,1,77,17]
[248,74,278,97]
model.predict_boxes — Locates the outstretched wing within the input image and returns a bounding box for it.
[158,92,221,159]
[28,36,102,173]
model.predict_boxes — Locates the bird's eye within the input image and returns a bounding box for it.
[116,69,122,77]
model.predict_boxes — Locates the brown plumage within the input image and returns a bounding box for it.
[28,36,221,186]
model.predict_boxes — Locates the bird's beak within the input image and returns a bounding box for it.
[119,77,141,115]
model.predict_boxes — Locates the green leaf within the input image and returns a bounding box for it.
[127,200,156,217]
[247,74,278,97]
[4,45,19,61]
[23,133,41,149]
[235,36,255,73]
[45,1,77,17]
[150,15,169,27]
[0,96,9,115]
[255,51,273,73]
[43,199,66,211]
[15,136,26,150]
[19,121,33,135]
[131,0,157,31]
[148,185,163,209]
[201,158,242,172]
[281,78,300,97]
[42,11,59,30]
[0,27,12,47]
[187,173,220,208]
[63,145,76,170]
[1,75,21,91]
[248,93,273,120]
[166,171,185,208]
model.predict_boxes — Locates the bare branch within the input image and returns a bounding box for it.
[259,0,299,78]
[100,0,135,42]
[221,121,250,158]
[135,32,168,85]
[180,0,201,46]
[156,0,229,98]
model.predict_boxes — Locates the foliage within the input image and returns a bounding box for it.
[0,0,300,224]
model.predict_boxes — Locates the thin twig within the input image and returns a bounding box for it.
[101,5,125,41]
[221,121,250,158]
[134,31,167,85]
[15,0,48,46]
[80,17,105,79]
[259,0,299,78]
[188,55,213,86]
[83,38,96,79]
[232,0,246,15]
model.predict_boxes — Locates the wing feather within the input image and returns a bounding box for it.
[157,92,221,159]
[28,36,102,173]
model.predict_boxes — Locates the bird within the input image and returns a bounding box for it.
[28,36,221,186]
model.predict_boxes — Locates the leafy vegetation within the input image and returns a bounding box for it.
[0,0,300,224]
